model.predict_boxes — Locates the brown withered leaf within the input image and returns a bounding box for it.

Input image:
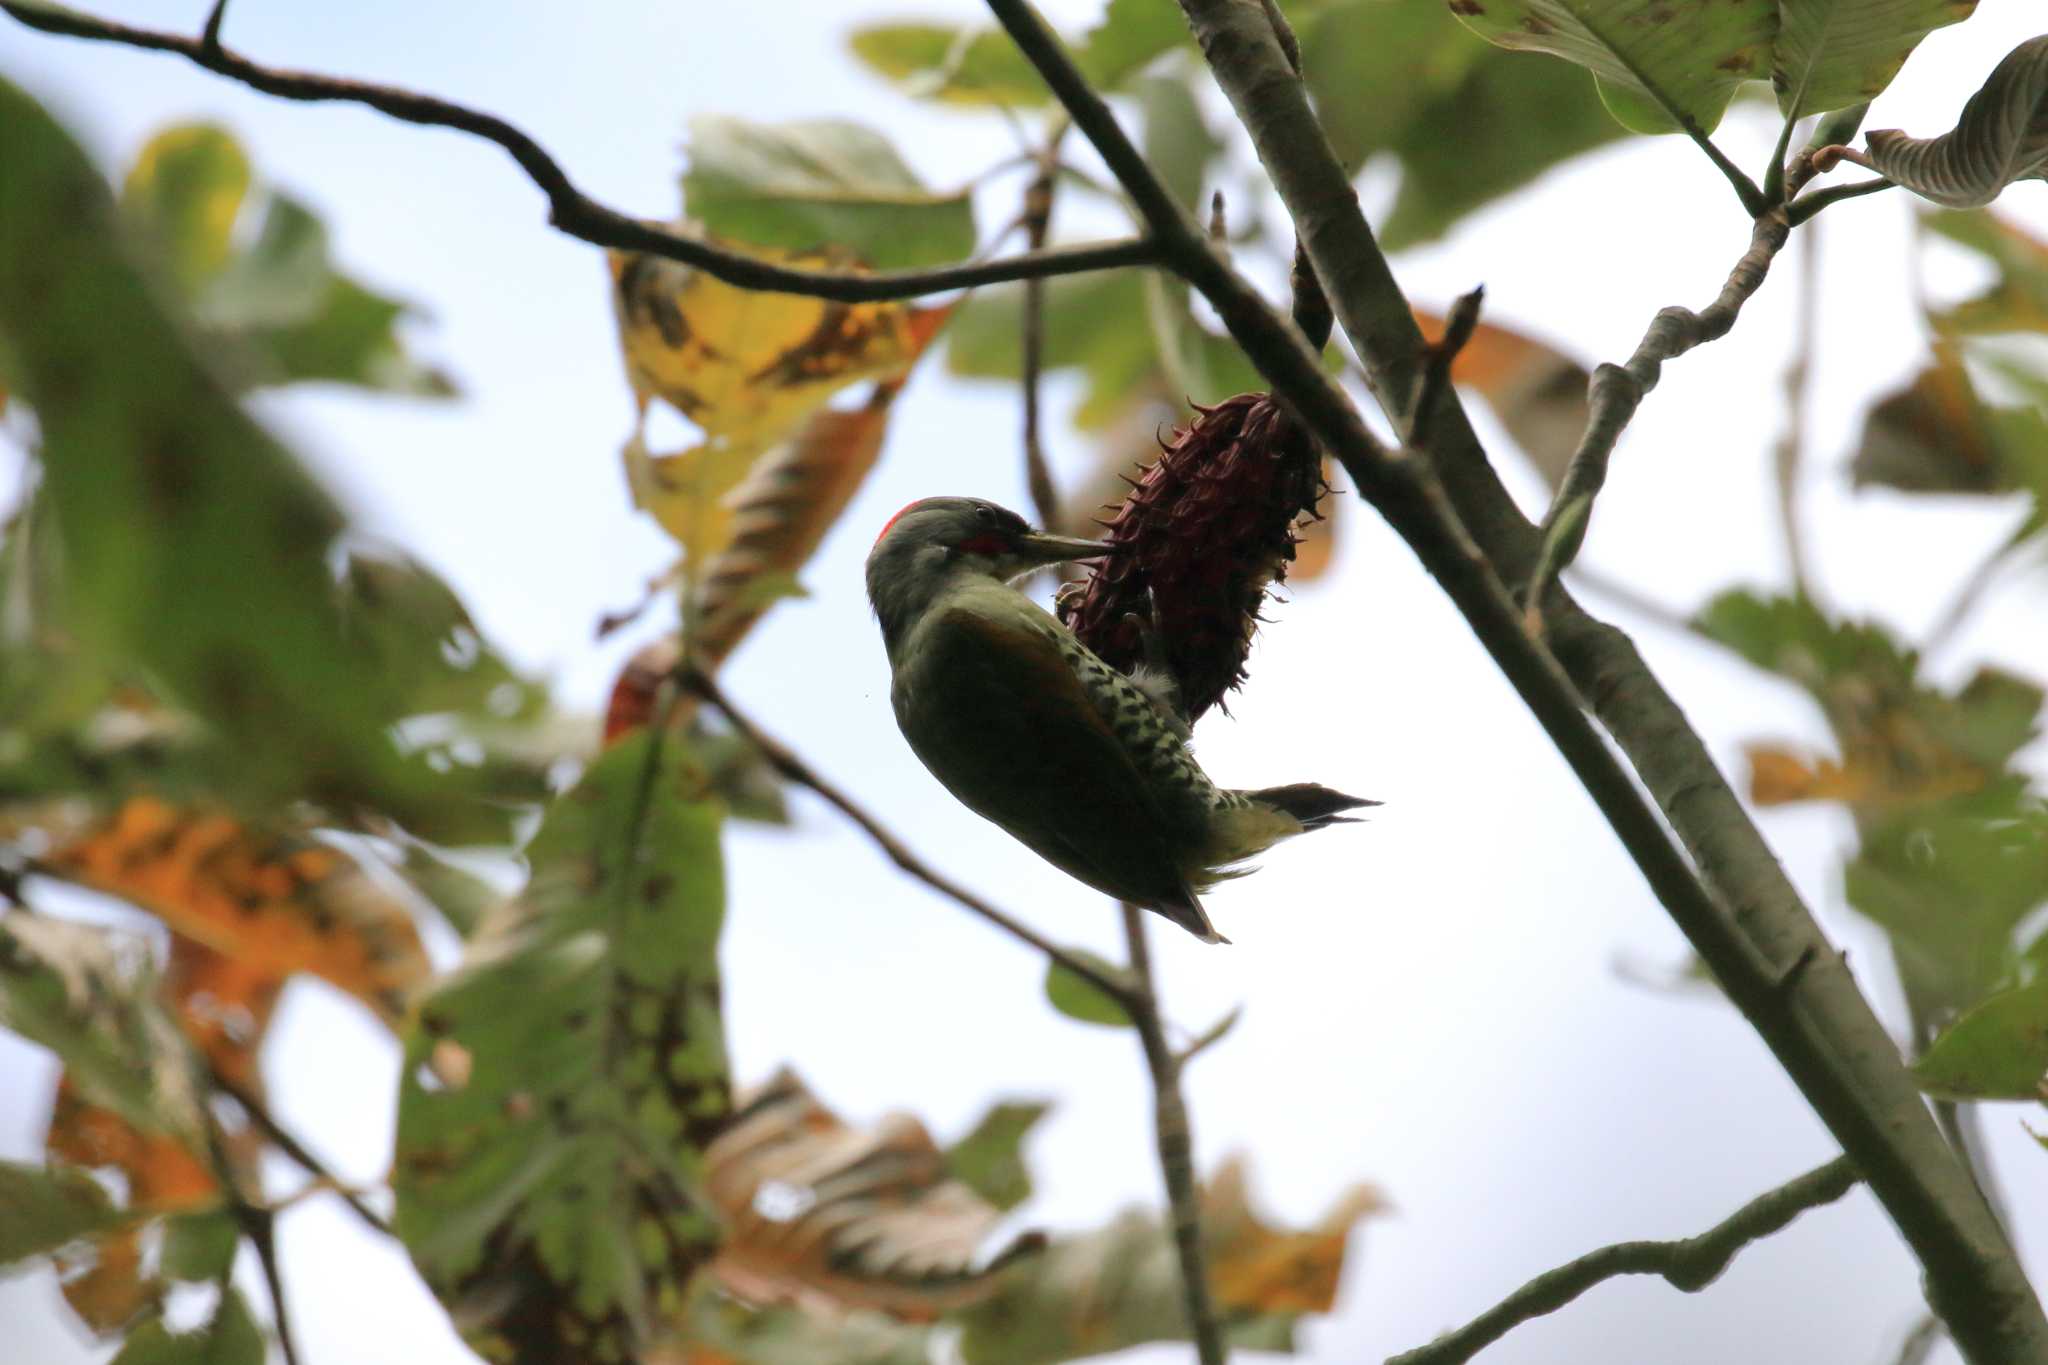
[609,242,948,452]
[1204,1156,1386,1317]
[1415,305,1590,490]
[703,1069,1043,1320]
[51,796,431,1028]
[1851,350,2009,494]
[691,382,905,670]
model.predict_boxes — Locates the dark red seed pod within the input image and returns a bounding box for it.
[1058,392,1325,722]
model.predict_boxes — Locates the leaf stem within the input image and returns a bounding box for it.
[1387,1157,1861,1365]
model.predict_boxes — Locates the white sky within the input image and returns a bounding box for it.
[5,3,2048,1364]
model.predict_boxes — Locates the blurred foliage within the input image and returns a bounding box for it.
[4,0,2048,1359]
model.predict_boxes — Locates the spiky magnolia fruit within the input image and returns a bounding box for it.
[1058,393,1325,722]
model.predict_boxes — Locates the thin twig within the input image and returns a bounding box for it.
[1925,532,2021,654]
[1775,224,1819,599]
[198,0,227,52]
[1121,904,1226,1365]
[200,1118,303,1365]
[1020,120,1068,531]
[1524,155,1818,617]
[209,1064,394,1238]
[1894,1315,1945,1365]
[1388,1156,1861,1365]
[1411,287,1484,451]
[681,666,1139,1010]
[0,2,1160,303]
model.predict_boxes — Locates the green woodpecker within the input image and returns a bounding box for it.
[865,496,1373,943]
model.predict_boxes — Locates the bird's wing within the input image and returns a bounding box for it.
[905,604,1221,940]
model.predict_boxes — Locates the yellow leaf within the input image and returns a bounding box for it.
[624,430,765,565]
[609,241,949,453]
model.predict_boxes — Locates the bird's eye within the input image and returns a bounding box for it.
[974,505,998,523]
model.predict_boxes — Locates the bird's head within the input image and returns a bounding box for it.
[865,497,1107,649]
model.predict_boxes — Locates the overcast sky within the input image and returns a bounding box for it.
[5,3,2048,1363]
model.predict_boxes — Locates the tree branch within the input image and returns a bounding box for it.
[1388,1157,1861,1365]
[1121,904,1226,1365]
[1524,154,1815,614]
[1099,2,2046,1357]
[0,2,1161,302]
[208,1064,394,1239]
[680,666,1140,1011]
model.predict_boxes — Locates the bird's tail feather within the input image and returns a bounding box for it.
[1245,783,1380,831]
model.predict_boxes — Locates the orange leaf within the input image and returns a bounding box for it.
[1415,306,1590,489]
[1204,1155,1385,1317]
[52,796,429,1027]
[163,937,283,1092]
[45,1078,218,1335]
[703,1069,1040,1320]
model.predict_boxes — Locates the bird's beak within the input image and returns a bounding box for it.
[1014,531,1111,567]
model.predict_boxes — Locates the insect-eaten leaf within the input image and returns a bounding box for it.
[1449,0,1772,135]
[394,730,732,1365]
[50,797,433,1031]
[1044,951,1133,1027]
[682,116,975,271]
[703,1070,1044,1319]
[1858,35,2048,208]
[121,122,453,395]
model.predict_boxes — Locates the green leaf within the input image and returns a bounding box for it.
[122,126,453,397]
[847,24,1049,106]
[849,0,1188,108]
[1916,975,2048,1099]
[0,84,494,829]
[682,116,976,270]
[1860,35,2048,208]
[0,1160,124,1266]
[945,1100,1052,1212]
[0,915,206,1143]
[1848,790,2048,1007]
[1380,45,1632,250]
[159,1208,240,1283]
[119,124,250,293]
[111,1289,264,1365]
[1771,0,1978,119]
[1044,951,1132,1027]
[1135,73,1222,212]
[1449,0,1774,134]
[1302,0,1485,173]
[393,730,731,1363]
[1849,354,2048,532]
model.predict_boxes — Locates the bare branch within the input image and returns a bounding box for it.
[1021,121,1068,531]
[0,2,1160,302]
[1121,904,1227,1365]
[209,1064,394,1239]
[1388,1157,1861,1365]
[682,666,1140,1011]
